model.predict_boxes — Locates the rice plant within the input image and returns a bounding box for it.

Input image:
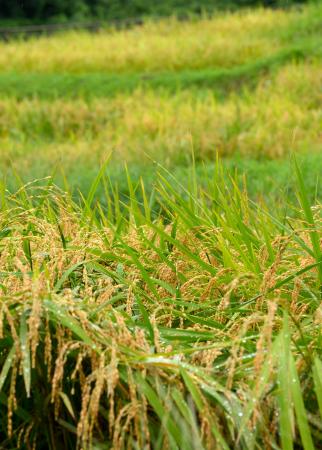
[0,161,320,449]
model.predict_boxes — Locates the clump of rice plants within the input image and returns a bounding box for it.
[0,162,320,449]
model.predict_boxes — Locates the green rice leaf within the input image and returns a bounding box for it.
[59,392,76,420]
[277,314,294,450]
[54,260,89,292]
[44,300,94,347]
[136,373,181,448]
[312,357,322,419]
[0,346,16,393]
[289,352,314,450]
[20,312,31,397]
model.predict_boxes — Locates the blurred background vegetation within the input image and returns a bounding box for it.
[0,0,309,24]
[0,0,320,204]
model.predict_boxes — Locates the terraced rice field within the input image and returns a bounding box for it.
[0,3,321,449]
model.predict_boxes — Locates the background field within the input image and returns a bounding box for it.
[0,2,321,202]
[0,2,321,449]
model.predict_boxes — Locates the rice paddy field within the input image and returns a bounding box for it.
[0,3,321,449]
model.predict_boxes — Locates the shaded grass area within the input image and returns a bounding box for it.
[0,163,321,449]
[0,40,320,100]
